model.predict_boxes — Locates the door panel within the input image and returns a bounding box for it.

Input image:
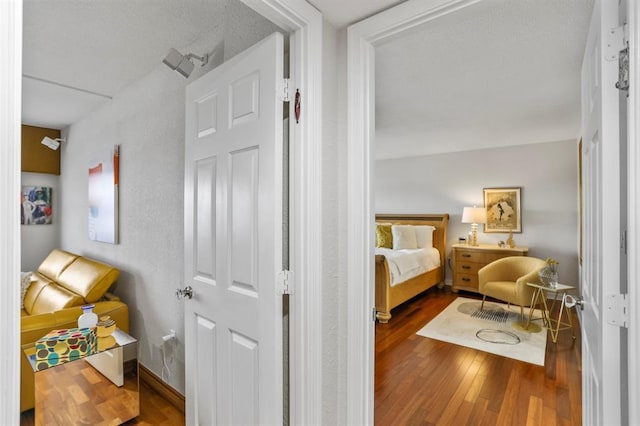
[184,32,284,425]
[580,0,622,424]
[195,315,217,426]
[229,147,259,296]
[196,158,216,279]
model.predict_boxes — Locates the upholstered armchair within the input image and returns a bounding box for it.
[478,256,547,319]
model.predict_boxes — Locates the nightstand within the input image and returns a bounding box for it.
[451,243,529,293]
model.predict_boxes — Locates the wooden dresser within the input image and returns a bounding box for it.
[451,243,529,293]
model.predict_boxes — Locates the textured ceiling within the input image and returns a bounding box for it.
[308,0,404,27]
[22,0,403,129]
[22,0,228,128]
[374,0,594,160]
[23,0,595,160]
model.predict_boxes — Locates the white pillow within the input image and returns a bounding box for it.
[392,225,418,250]
[414,225,436,248]
[20,271,33,309]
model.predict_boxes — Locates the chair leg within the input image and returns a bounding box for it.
[481,295,487,311]
[520,305,524,321]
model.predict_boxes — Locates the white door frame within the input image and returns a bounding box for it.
[346,0,639,424]
[0,0,22,423]
[2,1,324,423]
[241,2,324,423]
[627,1,640,424]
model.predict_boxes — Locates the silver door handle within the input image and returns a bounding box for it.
[176,286,193,300]
[564,294,584,310]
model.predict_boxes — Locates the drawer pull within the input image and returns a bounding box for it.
[462,277,471,282]
[462,254,472,258]
[462,265,471,269]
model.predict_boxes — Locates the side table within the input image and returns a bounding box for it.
[526,282,577,343]
[23,328,139,425]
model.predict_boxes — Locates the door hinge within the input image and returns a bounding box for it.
[608,24,629,91]
[277,270,294,295]
[622,229,628,255]
[605,293,629,328]
[616,45,629,91]
[372,307,377,322]
[280,78,292,102]
[606,25,625,61]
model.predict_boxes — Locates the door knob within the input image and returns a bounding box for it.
[564,294,584,310]
[176,286,193,300]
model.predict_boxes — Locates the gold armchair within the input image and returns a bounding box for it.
[478,256,547,319]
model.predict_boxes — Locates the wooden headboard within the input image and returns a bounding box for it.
[375,214,449,267]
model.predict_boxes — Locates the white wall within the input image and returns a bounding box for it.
[375,139,580,286]
[59,2,282,394]
[21,172,60,271]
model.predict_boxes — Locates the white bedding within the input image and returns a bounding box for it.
[375,247,441,287]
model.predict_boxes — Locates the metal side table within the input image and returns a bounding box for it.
[526,282,577,343]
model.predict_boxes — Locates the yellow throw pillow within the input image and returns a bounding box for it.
[376,224,393,248]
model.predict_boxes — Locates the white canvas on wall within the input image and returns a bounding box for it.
[88,145,119,244]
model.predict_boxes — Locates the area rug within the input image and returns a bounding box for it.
[416,297,547,366]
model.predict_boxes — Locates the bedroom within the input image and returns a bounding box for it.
[370,0,585,422]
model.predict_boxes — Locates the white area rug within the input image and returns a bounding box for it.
[416,297,547,366]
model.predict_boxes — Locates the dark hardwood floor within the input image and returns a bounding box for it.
[375,287,582,425]
[21,287,580,425]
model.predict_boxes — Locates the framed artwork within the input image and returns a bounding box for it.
[21,186,53,225]
[88,145,120,244]
[483,187,521,233]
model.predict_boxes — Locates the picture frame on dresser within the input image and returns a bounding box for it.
[483,187,522,233]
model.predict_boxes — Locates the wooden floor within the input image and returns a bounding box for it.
[21,378,184,425]
[375,287,582,425]
[21,287,580,425]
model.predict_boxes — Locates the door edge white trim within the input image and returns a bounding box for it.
[241,1,324,424]
[346,0,480,423]
[0,0,22,422]
[627,0,639,423]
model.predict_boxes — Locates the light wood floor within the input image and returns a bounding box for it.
[375,287,582,425]
[21,378,184,425]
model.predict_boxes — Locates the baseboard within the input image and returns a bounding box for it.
[139,363,185,414]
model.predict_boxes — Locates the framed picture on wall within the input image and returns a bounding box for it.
[21,186,53,225]
[483,187,521,233]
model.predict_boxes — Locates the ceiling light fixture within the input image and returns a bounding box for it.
[41,136,65,150]
[162,48,209,78]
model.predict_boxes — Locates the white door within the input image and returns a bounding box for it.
[580,0,624,424]
[183,33,285,425]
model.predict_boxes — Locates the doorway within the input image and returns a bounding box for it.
[347,0,595,423]
[1,0,324,422]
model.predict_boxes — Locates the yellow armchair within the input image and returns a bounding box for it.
[20,249,129,412]
[478,256,547,319]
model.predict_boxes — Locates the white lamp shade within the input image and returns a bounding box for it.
[461,206,487,224]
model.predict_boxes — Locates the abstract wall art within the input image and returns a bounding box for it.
[88,145,120,244]
[21,186,53,225]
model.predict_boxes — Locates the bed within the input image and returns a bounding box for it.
[375,214,449,323]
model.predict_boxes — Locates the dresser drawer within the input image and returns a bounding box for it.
[455,261,483,275]
[455,273,478,289]
[455,250,511,264]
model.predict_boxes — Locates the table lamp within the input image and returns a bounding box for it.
[461,206,487,246]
